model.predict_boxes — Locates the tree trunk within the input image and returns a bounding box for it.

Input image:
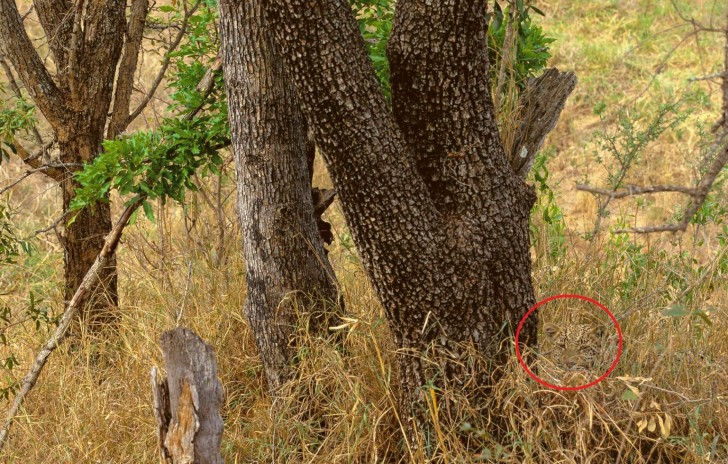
[0,0,135,328]
[152,327,224,464]
[257,0,541,429]
[60,132,117,327]
[218,0,339,392]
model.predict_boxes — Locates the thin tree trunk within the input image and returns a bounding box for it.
[219,0,339,392]
[60,133,117,327]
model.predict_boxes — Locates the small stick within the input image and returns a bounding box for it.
[0,196,144,452]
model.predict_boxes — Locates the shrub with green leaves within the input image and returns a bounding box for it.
[488,0,554,91]
[0,89,36,164]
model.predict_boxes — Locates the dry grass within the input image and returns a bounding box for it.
[1,0,727,462]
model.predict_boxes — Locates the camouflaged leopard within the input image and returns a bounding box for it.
[542,323,606,370]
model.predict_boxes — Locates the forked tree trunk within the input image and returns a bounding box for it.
[258,0,541,426]
[0,0,134,328]
[218,0,339,392]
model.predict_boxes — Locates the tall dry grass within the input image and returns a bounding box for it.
[0,0,727,462]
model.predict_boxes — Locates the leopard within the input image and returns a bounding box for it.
[541,322,607,371]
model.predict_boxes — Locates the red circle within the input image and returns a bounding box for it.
[515,294,623,391]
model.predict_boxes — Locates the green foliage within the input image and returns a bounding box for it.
[351,0,394,100]
[487,1,554,91]
[71,119,226,212]
[0,91,36,164]
[71,1,228,219]
[591,101,689,193]
[0,204,31,264]
[529,148,566,259]
[0,205,47,402]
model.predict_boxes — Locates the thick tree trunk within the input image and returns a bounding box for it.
[219,0,339,392]
[259,0,540,429]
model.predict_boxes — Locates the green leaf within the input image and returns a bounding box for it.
[143,201,155,223]
[663,305,689,318]
[128,209,138,226]
[693,310,713,326]
[621,388,639,401]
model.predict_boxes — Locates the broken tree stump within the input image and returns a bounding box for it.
[151,328,224,464]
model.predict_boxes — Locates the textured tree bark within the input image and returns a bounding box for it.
[0,0,144,327]
[218,0,339,392]
[152,328,224,464]
[257,0,548,432]
[510,68,578,178]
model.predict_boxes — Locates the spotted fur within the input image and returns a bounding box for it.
[542,323,606,370]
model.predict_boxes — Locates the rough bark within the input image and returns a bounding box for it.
[219,0,339,392]
[107,0,150,139]
[258,0,540,431]
[152,328,224,464]
[0,0,146,326]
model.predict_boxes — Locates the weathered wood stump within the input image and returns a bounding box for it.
[151,328,224,464]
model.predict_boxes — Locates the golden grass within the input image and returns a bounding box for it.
[0,0,727,462]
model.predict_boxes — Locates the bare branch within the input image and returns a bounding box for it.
[614,223,686,234]
[575,183,699,198]
[669,0,723,33]
[107,0,150,139]
[0,0,65,126]
[0,163,78,196]
[613,136,728,234]
[20,5,34,21]
[10,138,64,182]
[0,196,144,452]
[688,72,725,82]
[125,0,203,127]
[31,0,73,73]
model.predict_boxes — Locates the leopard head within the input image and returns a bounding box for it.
[542,322,605,370]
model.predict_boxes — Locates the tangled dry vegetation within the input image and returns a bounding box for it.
[1,0,727,462]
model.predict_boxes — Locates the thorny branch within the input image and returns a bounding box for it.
[578,5,728,234]
[577,134,728,234]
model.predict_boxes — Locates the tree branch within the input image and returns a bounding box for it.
[11,138,64,182]
[125,0,202,126]
[0,196,144,452]
[511,68,578,178]
[575,183,699,198]
[107,0,150,139]
[606,135,728,234]
[31,0,73,74]
[0,0,65,127]
[0,163,79,196]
